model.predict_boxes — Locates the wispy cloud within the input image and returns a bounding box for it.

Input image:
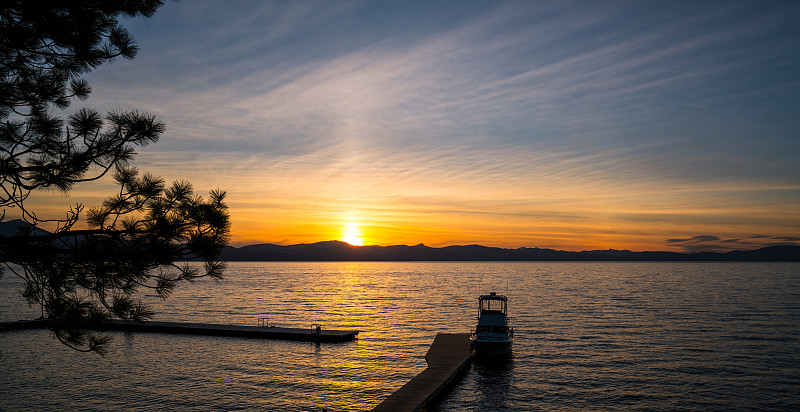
[666,235,720,243]
[52,0,800,249]
[665,233,800,252]
[772,236,800,242]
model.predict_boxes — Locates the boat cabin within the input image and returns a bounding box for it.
[476,292,510,331]
[478,292,508,315]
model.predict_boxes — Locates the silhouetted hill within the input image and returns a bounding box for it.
[3,219,796,262]
[722,245,800,261]
[0,219,50,237]
[219,241,800,262]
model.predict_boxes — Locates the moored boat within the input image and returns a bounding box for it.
[470,292,514,356]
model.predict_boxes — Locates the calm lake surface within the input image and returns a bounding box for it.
[1,262,799,411]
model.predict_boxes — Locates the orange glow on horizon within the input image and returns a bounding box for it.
[19,155,798,253]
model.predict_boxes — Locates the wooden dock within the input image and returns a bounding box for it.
[372,333,472,412]
[0,319,358,343]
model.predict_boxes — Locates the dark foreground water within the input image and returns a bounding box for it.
[1,262,798,410]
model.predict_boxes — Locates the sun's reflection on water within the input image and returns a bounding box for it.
[3,262,799,410]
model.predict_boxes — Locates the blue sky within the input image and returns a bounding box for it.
[53,0,800,251]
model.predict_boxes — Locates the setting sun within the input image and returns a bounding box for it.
[341,222,365,246]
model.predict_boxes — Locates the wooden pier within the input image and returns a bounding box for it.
[0,319,358,343]
[372,332,472,412]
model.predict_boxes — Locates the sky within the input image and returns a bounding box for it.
[24,0,800,252]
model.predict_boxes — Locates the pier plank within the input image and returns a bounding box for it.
[372,332,471,412]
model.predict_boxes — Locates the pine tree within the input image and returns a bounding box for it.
[0,1,230,354]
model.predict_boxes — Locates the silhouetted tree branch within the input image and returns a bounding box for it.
[0,1,231,354]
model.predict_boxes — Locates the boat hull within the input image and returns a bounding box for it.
[471,338,512,357]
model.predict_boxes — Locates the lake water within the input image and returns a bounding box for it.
[1,262,799,410]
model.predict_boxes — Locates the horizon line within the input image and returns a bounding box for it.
[226,239,800,254]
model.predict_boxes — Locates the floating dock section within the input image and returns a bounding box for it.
[0,319,358,343]
[372,332,472,412]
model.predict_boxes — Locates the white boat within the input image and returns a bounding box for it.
[470,292,514,356]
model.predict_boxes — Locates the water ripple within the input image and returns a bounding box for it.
[1,262,799,410]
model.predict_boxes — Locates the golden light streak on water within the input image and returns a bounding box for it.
[1,262,799,410]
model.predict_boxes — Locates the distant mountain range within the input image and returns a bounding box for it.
[220,240,800,262]
[0,219,50,238]
[2,220,798,261]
